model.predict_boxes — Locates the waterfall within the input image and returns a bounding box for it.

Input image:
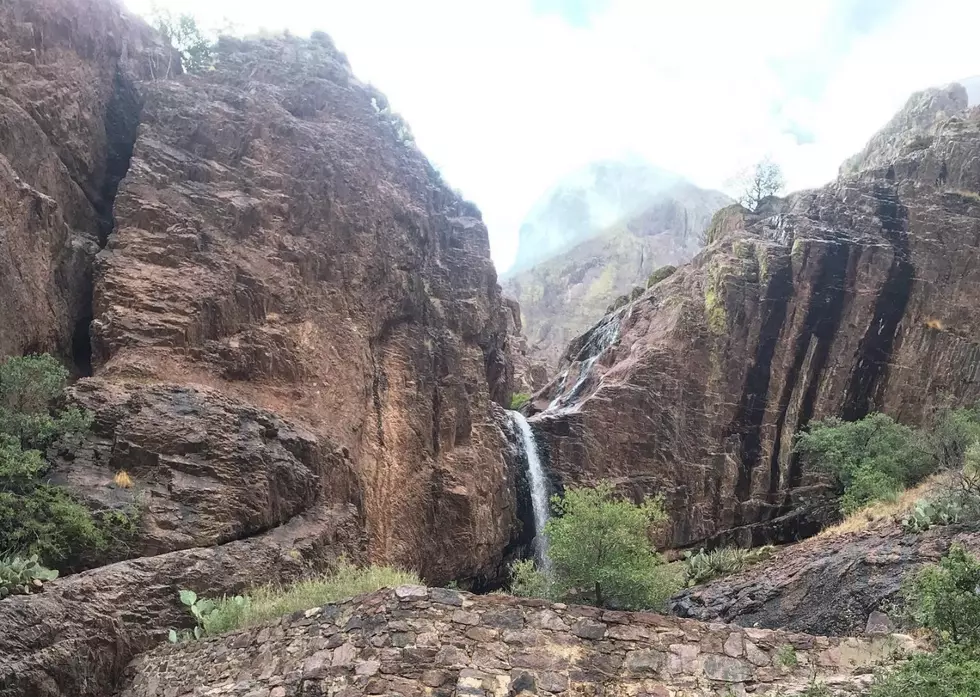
[508,410,552,572]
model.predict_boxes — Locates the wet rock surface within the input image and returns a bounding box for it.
[669,521,980,637]
[121,586,915,697]
[531,84,980,549]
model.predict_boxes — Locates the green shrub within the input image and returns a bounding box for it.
[929,406,980,472]
[201,562,421,635]
[508,392,531,411]
[0,354,92,449]
[870,648,980,697]
[647,265,677,287]
[682,545,775,587]
[775,644,798,668]
[629,285,644,301]
[794,413,936,513]
[545,482,679,610]
[0,554,58,599]
[904,544,980,647]
[0,354,136,570]
[509,558,552,600]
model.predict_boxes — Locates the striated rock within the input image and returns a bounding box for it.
[503,176,731,369]
[88,30,518,584]
[531,84,980,548]
[49,378,359,558]
[0,0,172,369]
[120,587,916,696]
[669,521,980,636]
[0,503,362,697]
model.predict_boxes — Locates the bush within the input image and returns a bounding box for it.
[794,413,936,514]
[508,392,531,411]
[929,406,980,472]
[201,562,420,635]
[0,354,136,570]
[0,354,92,449]
[870,648,980,697]
[509,558,552,600]
[682,545,774,587]
[544,482,679,610]
[647,265,677,287]
[904,544,980,647]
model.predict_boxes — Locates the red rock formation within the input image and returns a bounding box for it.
[0,2,521,694]
[532,84,980,549]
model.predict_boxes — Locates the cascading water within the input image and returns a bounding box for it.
[508,410,552,572]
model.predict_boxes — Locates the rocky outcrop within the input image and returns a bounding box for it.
[0,1,523,694]
[121,586,917,697]
[669,522,980,637]
[530,84,980,549]
[88,30,519,585]
[0,0,172,369]
[0,504,362,697]
[503,175,730,369]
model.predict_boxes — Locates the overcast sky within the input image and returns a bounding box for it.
[124,0,979,271]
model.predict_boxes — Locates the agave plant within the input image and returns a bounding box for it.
[0,554,59,599]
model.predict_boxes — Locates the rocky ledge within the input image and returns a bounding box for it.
[121,586,917,697]
[670,521,980,636]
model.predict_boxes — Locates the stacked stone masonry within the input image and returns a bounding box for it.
[121,587,917,697]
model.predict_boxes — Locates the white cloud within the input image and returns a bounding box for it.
[125,0,980,271]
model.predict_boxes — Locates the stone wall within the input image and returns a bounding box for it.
[121,587,917,697]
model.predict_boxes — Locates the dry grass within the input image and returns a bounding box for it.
[113,470,133,488]
[947,189,980,203]
[817,474,950,538]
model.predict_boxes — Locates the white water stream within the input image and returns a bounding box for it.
[508,410,552,572]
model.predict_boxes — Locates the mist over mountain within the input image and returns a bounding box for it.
[502,159,730,367]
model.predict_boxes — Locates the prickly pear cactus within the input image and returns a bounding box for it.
[0,554,59,598]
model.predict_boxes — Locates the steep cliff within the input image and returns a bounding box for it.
[530,83,980,549]
[0,1,522,694]
[503,172,731,369]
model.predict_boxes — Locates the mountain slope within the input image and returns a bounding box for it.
[503,172,731,367]
[530,83,980,549]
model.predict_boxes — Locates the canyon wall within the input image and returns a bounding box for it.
[531,84,980,548]
[0,1,523,694]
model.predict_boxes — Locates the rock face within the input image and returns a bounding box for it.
[120,586,915,697]
[669,522,980,637]
[0,0,171,369]
[0,1,523,694]
[503,172,730,369]
[530,84,980,549]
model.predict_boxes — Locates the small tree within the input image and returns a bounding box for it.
[544,482,671,609]
[150,8,214,75]
[738,158,785,211]
[0,354,92,449]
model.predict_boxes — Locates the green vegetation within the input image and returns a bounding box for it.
[0,554,58,598]
[169,589,223,642]
[682,545,774,587]
[629,285,644,301]
[647,265,677,288]
[0,354,137,572]
[775,644,798,669]
[509,558,553,601]
[606,294,630,314]
[508,392,531,411]
[869,546,980,697]
[199,562,420,635]
[542,482,679,610]
[794,413,936,514]
[0,354,91,449]
[150,9,215,75]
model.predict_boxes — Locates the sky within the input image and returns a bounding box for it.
[125,0,980,271]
